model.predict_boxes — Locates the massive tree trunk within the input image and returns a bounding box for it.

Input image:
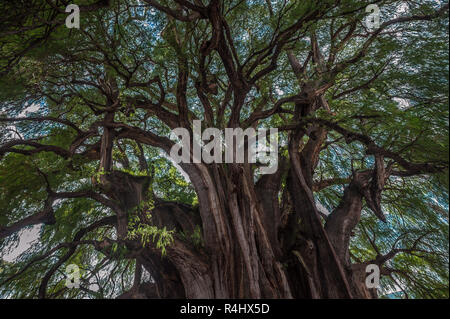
[93,71,374,299]
[99,150,374,299]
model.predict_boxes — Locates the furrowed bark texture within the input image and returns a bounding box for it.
[95,93,375,299]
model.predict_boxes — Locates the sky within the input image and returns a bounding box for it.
[1,225,41,262]
[1,103,42,263]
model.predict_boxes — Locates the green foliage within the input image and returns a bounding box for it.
[127,214,174,256]
[179,225,203,249]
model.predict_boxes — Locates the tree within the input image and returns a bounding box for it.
[0,0,448,299]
